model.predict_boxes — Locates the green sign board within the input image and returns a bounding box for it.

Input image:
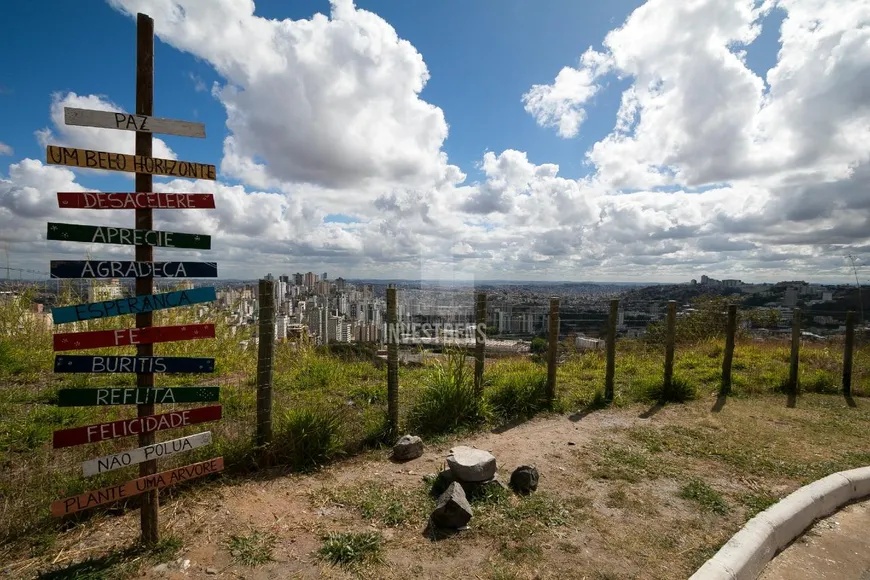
[47,222,210,250]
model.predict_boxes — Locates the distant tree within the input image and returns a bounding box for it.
[530,337,548,354]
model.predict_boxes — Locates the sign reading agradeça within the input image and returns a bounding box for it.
[50,260,218,279]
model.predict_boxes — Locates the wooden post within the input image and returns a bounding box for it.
[546,297,560,406]
[843,310,855,397]
[789,308,802,395]
[256,279,275,458]
[134,12,158,545]
[605,299,618,402]
[721,304,737,395]
[386,286,399,434]
[474,292,486,398]
[663,300,677,391]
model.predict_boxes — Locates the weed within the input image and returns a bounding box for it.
[740,492,779,518]
[318,531,383,567]
[272,405,345,471]
[679,479,730,515]
[407,348,486,434]
[486,360,549,422]
[226,530,276,566]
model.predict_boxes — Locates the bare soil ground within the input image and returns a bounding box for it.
[5,392,870,580]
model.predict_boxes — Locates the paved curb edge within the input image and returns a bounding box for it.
[689,466,870,580]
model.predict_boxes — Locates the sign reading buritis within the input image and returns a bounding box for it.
[54,355,215,374]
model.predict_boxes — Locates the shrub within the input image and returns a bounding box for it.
[272,405,345,470]
[407,348,486,434]
[487,362,548,422]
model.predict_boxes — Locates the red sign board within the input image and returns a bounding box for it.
[57,192,215,210]
[51,457,224,517]
[53,323,215,351]
[52,405,222,449]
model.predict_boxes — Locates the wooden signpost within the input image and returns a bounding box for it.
[51,287,217,324]
[54,323,215,351]
[47,222,211,250]
[45,13,222,545]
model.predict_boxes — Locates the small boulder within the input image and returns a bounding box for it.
[425,468,455,497]
[446,446,497,482]
[392,434,424,461]
[510,465,539,495]
[430,482,473,529]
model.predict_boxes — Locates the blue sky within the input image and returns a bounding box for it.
[0,0,866,283]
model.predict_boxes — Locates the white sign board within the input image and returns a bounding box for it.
[82,431,212,477]
[64,107,206,138]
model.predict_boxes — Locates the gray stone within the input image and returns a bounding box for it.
[430,482,473,529]
[151,563,169,574]
[510,465,539,494]
[392,434,424,461]
[426,468,456,497]
[205,567,218,575]
[446,446,497,482]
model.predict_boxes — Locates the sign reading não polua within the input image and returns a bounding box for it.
[50,260,217,279]
[51,287,217,325]
[64,107,206,139]
[47,222,211,250]
[57,192,216,210]
[46,145,216,180]
[51,457,224,517]
[82,431,213,477]
[57,387,219,407]
[54,355,215,374]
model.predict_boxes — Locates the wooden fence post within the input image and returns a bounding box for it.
[721,304,737,395]
[546,297,560,406]
[605,299,618,402]
[843,310,855,397]
[663,300,677,391]
[386,286,399,434]
[789,308,802,395]
[134,13,158,545]
[256,279,275,461]
[474,292,486,398]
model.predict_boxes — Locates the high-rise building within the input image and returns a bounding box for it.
[322,272,328,281]
[294,273,303,286]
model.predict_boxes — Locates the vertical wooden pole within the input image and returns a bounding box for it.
[663,300,677,391]
[789,308,802,395]
[546,297,559,406]
[843,310,855,397]
[256,279,275,460]
[605,299,618,402]
[721,304,737,395]
[134,12,158,545]
[386,286,399,434]
[474,292,486,398]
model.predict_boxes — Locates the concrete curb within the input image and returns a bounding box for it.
[689,466,870,580]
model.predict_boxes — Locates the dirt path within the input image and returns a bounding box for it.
[760,499,870,580]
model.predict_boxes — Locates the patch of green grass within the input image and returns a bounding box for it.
[486,360,549,422]
[311,481,433,528]
[740,492,779,518]
[679,479,730,515]
[590,443,661,483]
[317,531,383,567]
[271,405,345,471]
[407,349,487,435]
[226,530,276,566]
[35,535,182,580]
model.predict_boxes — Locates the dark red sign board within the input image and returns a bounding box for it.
[52,405,222,449]
[57,192,215,210]
[53,323,215,352]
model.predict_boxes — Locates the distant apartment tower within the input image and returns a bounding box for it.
[294,272,303,286]
[304,272,317,290]
[322,272,328,281]
[335,277,346,291]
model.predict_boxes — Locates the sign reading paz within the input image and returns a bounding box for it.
[51,457,224,517]
[54,355,215,374]
[51,287,217,324]
[54,323,215,351]
[82,431,213,477]
[46,145,217,180]
[64,107,207,139]
[57,192,215,210]
[47,222,211,250]
[50,260,218,279]
[52,405,222,448]
[57,387,219,407]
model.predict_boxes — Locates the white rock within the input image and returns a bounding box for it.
[446,446,497,482]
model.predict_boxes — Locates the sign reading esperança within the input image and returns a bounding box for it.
[81,432,213,477]
[50,260,218,279]
[54,355,215,374]
[64,107,207,139]
[57,192,216,210]
[51,457,224,517]
[57,387,219,407]
[47,222,211,250]
[54,323,215,351]
[46,145,216,180]
[51,287,217,324]
[52,405,222,448]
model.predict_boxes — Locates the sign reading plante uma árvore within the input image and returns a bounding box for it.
[51,457,224,516]
[50,260,217,279]
[57,387,219,407]
[53,323,215,351]
[81,432,213,477]
[47,222,211,250]
[57,192,215,210]
[54,355,215,374]
[51,287,217,324]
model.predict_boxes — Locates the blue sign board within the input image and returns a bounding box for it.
[54,355,216,374]
[51,287,216,324]
[50,261,218,279]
